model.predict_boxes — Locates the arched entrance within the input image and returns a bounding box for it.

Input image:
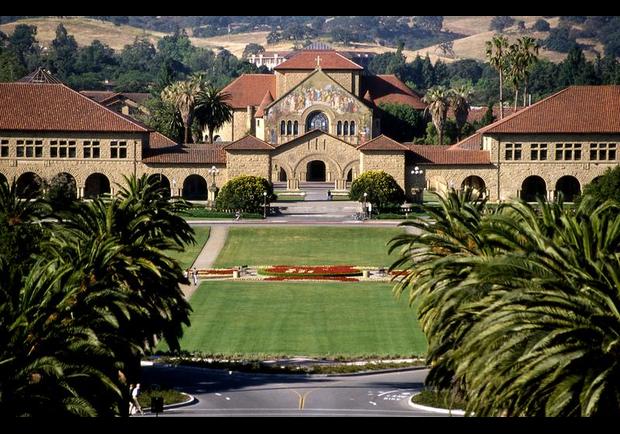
[16,172,44,198]
[461,175,486,195]
[147,174,171,199]
[278,167,288,182]
[84,173,111,198]
[306,160,326,182]
[306,111,329,133]
[183,175,208,200]
[555,176,580,202]
[49,172,77,202]
[520,176,547,202]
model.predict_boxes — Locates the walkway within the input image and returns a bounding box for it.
[180,225,229,300]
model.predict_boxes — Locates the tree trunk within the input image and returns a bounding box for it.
[208,126,214,144]
[499,70,504,119]
[184,122,190,144]
[523,79,529,107]
[438,123,444,146]
[514,89,518,111]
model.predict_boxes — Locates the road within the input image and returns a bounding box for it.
[140,365,450,417]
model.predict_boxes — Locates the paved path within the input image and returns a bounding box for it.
[181,225,229,300]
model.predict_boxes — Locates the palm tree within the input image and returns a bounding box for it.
[194,84,234,144]
[449,85,473,140]
[517,36,540,106]
[486,35,509,119]
[422,86,451,145]
[506,43,524,111]
[161,75,206,144]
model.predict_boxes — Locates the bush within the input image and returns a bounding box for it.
[579,166,620,206]
[215,175,275,213]
[349,171,405,212]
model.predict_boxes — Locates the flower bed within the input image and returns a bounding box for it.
[201,269,234,275]
[389,270,410,277]
[264,276,359,282]
[259,265,362,278]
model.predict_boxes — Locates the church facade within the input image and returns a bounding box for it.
[1,55,619,204]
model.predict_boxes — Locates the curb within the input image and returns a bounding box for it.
[408,392,466,416]
[142,392,198,412]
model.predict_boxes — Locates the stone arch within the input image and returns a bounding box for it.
[461,175,487,195]
[293,153,343,182]
[306,160,326,182]
[555,175,581,202]
[520,175,547,202]
[182,174,208,200]
[301,106,336,135]
[342,160,359,183]
[16,172,44,198]
[84,173,111,199]
[147,173,171,199]
[278,167,288,182]
[49,172,77,201]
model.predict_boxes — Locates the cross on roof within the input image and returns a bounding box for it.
[315,55,322,68]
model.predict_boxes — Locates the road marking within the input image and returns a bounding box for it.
[378,390,400,397]
[369,401,377,406]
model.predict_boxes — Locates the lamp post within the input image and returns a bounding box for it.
[411,166,424,203]
[263,191,268,219]
[363,192,368,218]
[208,165,219,206]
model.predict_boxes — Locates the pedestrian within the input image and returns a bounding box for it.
[234,210,241,221]
[183,268,188,280]
[129,383,143,415]
[327,190,332,201]
[192,267,198,286]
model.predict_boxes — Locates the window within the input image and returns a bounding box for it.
[50,140,76,158]
[505,143,522,161]
[555,143,582,161]
[280,121,286,135]
[293,121,299,135]
[590,143,617,161]
[343,121,349,136]
[1,139,9,157]
[16,139,43,158]
[287,120,292,135]
[83,141,101,159]
[350,121,356,135]
[531,143,548,161]
[110,141,127,159]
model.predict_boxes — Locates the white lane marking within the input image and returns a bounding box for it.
[225,397,231,400]
[377,390,400,397]
[369,401,377,406]
[215,393,222,396]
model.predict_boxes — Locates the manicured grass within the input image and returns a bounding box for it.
[175,280,426,358]
[213,226,403,268]
[165,226,210,269]
[274,194,306,201]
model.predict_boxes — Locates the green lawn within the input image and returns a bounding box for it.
[165,226,210,269]
[177,280,426,358]
[213,226,403,267]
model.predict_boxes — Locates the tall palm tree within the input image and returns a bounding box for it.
[161,75,206,144]
[422,85,451,145]
[194,84,233,144]
[449,85,473,140]
[506,43,524,111]
[517,36,540,106]
[486,35,509,119]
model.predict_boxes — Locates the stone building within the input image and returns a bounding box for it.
[1,59,619,204]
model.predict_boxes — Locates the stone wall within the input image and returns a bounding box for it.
[421,165,498,200]
[213,109,249,142]
[360,151,405,189]
[225,150,271,180]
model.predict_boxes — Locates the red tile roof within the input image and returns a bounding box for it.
[223,135,275,150]
[275,50,363,70]
[148,131,177,149]
[357,134,409,151]
[448,132,482,151]
[81,91,150,106]
[407,144,491,165]
[0,83,148,132]
[142,143,227,164]
[255,90,274,118]
[362,75,426,109]
[479,85,620,134]
[220,74,276,109]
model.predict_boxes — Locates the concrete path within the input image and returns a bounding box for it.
[181,225,229,300]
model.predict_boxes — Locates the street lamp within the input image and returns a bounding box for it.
[263,191,268,219]
[363,192,368,218]
[411,166,424,203]
[208,165,219,206]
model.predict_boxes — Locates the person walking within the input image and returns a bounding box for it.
[192,267,198,286]
[129,384,143,415]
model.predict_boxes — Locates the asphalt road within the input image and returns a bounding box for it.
[140,365,449,417]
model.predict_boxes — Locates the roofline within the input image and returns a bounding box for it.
[223,135,275,150]
[356,134,409,151]
[277,128,358,148]
[274,51,363,71]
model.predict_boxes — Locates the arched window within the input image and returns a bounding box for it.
[337,121,342,135]
[306,111,329,132]
[287,121,292,135]
[280,121,286,135]
[343,121,349,136]
[350,121,356,135]
[293,121,299,135]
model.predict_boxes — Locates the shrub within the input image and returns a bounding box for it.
[579,166,620,206]
[215,175,275,213]
[349,171,405,212]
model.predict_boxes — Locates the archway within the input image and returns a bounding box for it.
[183,175,208,200]
[346,169,353,182]
[306,111,329,133]
[461,175,486,194]
[16,172,44,198]
[84,173,111,198]
[278,167,288,182]
[147,174,171,199]
[306,160,326,182]
[555,176,581,202]
[520,176,547,202]
[49,172,77,202]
